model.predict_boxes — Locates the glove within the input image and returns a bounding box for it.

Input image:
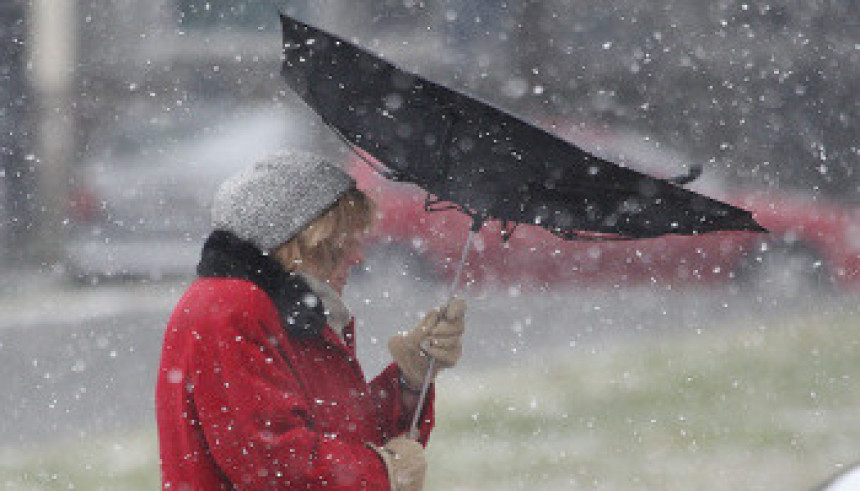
[389,298,466,389]
[368,436,427,491]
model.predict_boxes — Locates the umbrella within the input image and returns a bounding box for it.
[278,13,767,436]
[279,13,765,241]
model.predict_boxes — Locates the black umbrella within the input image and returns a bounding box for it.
[278,13,767,436]
[279,13,766,241]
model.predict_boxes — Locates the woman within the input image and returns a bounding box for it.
[156,150,466,490]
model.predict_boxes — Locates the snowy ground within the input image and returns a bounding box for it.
[0,272,180,445]
[0,265,858,489]
[426,309,860,490]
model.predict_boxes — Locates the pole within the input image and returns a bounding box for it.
[28,0,77,266]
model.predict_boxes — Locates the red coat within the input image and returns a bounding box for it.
[156,275,435,490]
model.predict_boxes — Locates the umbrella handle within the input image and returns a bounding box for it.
[408,227,477,439]
[408,357,436,440]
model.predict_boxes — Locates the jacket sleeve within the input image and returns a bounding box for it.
[190,305,390,490]
[368,363,435,445]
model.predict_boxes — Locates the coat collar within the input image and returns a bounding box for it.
[296,272,352,340]
[197,230,327,337]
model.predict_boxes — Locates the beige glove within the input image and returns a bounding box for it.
[368,436,427,491]
[389,298,466,389]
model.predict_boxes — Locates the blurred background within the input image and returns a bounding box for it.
[1,1,858,489]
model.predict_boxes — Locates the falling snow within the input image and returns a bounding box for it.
[1,1,859,490]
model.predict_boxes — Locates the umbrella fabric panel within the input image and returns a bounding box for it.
[281,14,765,240]
[282,24,451,183]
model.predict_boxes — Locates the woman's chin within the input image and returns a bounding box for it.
[330,278,347,294]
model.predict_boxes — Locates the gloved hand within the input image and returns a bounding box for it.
[389,298,466,389]
[368,436,427,491]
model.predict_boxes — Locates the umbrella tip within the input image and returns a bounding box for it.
[737,216,769,234]
[711,210,768,235]
[752,222,769,233]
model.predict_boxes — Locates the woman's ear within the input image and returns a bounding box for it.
[271,243,295,271]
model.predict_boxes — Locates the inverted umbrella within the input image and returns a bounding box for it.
[278,13,767,436]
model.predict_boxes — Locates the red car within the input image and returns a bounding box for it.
[352,126,860,292]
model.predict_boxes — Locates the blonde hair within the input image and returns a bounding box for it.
[273,188,375,276]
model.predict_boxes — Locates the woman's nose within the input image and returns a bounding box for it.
[351,249,365,266]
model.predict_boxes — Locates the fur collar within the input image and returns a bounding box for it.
[197,230,326,337]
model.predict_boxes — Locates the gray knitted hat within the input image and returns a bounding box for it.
[211,150,356,251]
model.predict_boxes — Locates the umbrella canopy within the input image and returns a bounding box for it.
[279,13,766,240]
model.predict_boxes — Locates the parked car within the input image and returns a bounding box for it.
[66,105,860,294]
[64,100,341,281]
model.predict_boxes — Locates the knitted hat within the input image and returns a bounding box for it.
[211,150,356,251]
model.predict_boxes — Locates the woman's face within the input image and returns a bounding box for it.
[326,234,365,294]
[274,230,368,295]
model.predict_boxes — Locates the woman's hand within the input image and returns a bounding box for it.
[389,298,466,389]
[369,436,427,491]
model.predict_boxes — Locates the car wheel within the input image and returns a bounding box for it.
[738,242,833,298]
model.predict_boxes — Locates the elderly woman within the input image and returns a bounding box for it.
[156,151,466,490]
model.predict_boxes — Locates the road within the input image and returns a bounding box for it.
[1,270,857,445]
[0,278,178,445]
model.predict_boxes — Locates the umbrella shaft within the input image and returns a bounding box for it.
[449,229,475,299]
[409,229,475,439]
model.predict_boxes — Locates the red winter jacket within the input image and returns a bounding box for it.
[156,231,434,490]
